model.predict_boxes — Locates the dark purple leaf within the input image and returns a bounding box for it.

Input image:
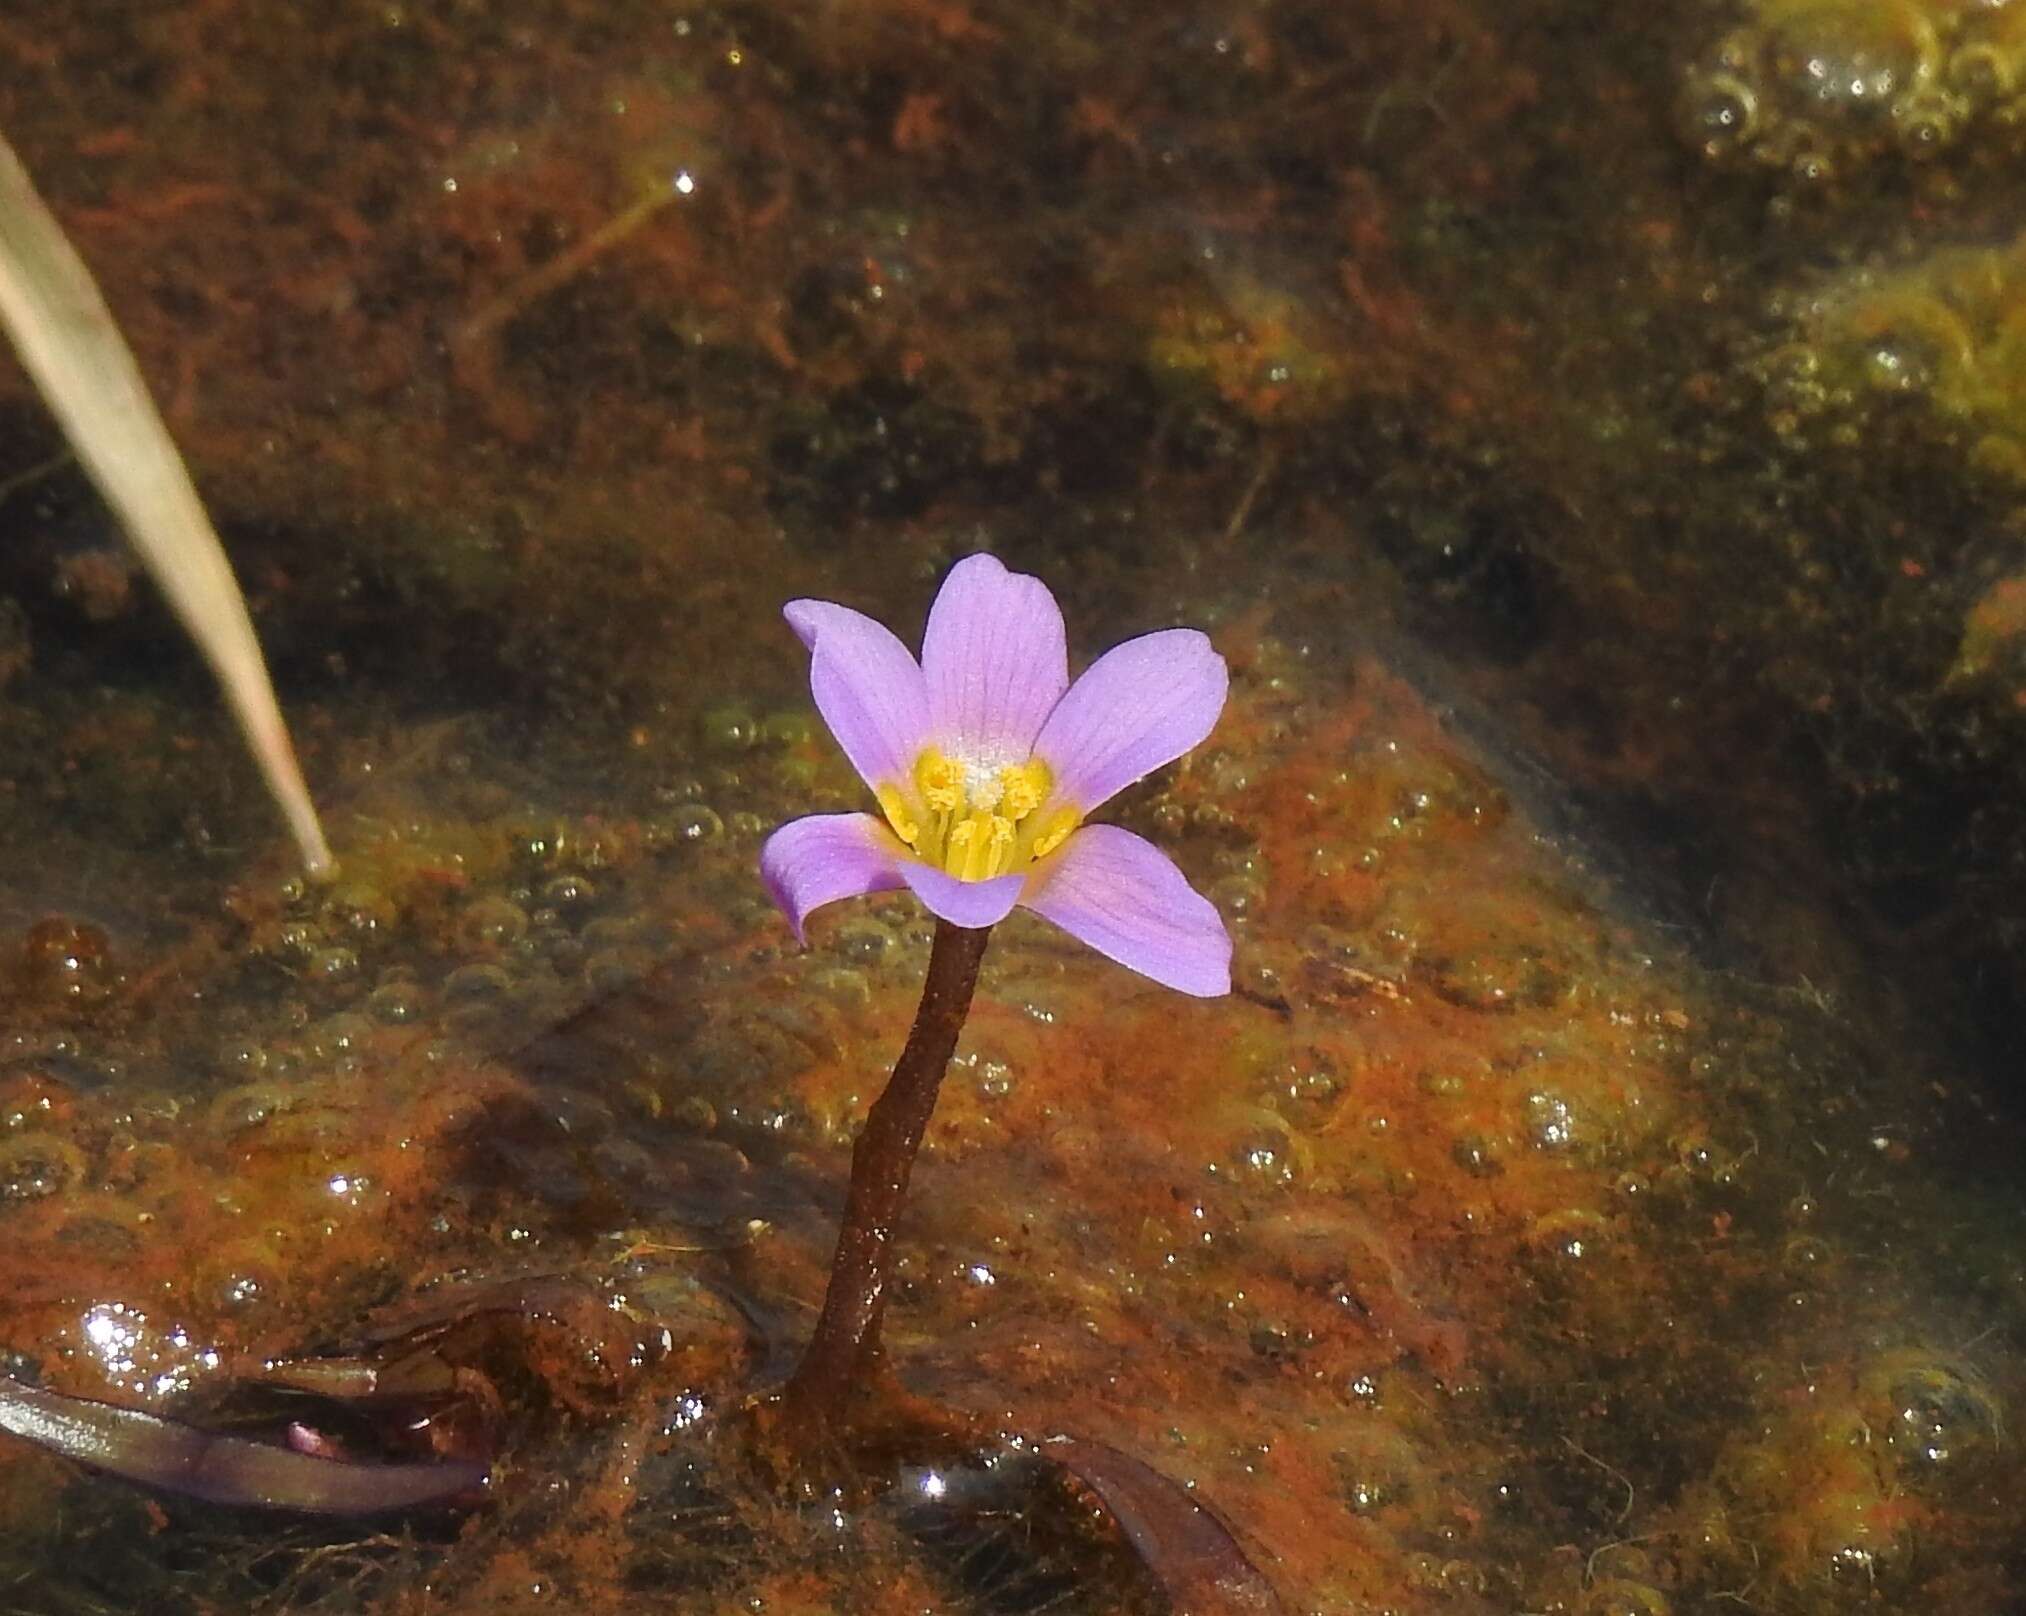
[1043,1435,1285,1615]
[0,1376,486,1513]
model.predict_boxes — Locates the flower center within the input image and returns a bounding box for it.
[877,745,1080,881]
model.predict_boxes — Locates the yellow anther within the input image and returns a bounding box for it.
[998,759,1050,821]
[876,784,920,849]
[1029,805,1080,860]
[946,816,982,879]
[915,749,964,814]
[903,747,1068,879]
[945,812,1018,880]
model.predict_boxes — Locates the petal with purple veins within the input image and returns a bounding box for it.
[920,554,1069,757]
[784,597,874,652]
[761,813,908,942]
[1020,824,1231,996]
[1032,629,1227,812]
[784,599,933,793]
[900,861,1026,930]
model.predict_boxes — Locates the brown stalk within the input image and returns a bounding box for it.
[781,918,991,1425]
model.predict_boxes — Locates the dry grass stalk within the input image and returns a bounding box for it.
[0,130,333,877]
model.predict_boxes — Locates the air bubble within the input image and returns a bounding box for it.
[665,805,725,844]
[1860,333,1936,392]
[760,711,814,747]
[508,819,572,865]
[1789,144,1837,187]
[0,1132,84,1200]
[1881,1357,2000,1472]
[308,1013,372,1060]
[459,897,529,951]
[1892,86,1967,158]
[1207,872,1268,916]
[700,704,760,752]
[1672,1130,1717,1175]
[1524,1090,1577,1152]
[215,1038,269,1078]
[368,980,426,1024]
[831,919,891,961]
[541,872,597,911]
[1681,68,1762,157]
[275,920,320,959]
[20,918,115,1004]
[320,883,396,938]
[305,946,360,984]
[668,1094,717,1132]
[209,1083,296,1133]
[1768,1,1925,112]
[1948,42,2013,100]
[1232,1124,1296,1183]
[444,962,515,1000]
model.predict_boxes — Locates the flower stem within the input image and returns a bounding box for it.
[783,918,992,1423]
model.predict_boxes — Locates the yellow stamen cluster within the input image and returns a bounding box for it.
[880,746,1080,881]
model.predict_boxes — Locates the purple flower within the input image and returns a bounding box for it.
[760,555,1233,996]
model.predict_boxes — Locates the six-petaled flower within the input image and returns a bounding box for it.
[760,554,1233,996]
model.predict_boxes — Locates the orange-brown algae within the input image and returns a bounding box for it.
[0,609,2016,1612]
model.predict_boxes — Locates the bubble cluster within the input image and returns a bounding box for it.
[17,917,117,1006]
[1866,1350,2004,1477]
[0,1130,85,1201]
[1145,265,1353,427]
[1679,0,2026,178]
[1329,1424,1423,1519]
[1760,235,2026,486]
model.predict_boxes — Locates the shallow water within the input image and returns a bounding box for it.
[1,2,2024,1612]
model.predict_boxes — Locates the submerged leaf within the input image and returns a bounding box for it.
[1043,1436,1285,1615]
[0,1377,485,1513]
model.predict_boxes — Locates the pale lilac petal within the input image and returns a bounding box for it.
[1032,629,1227,811]
[784,598,867,652]
[920,555,1069,756]
[761,813,907,942]
[899,862,1026,930]
[1020,825,1231,997]
[784,599,932,792]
